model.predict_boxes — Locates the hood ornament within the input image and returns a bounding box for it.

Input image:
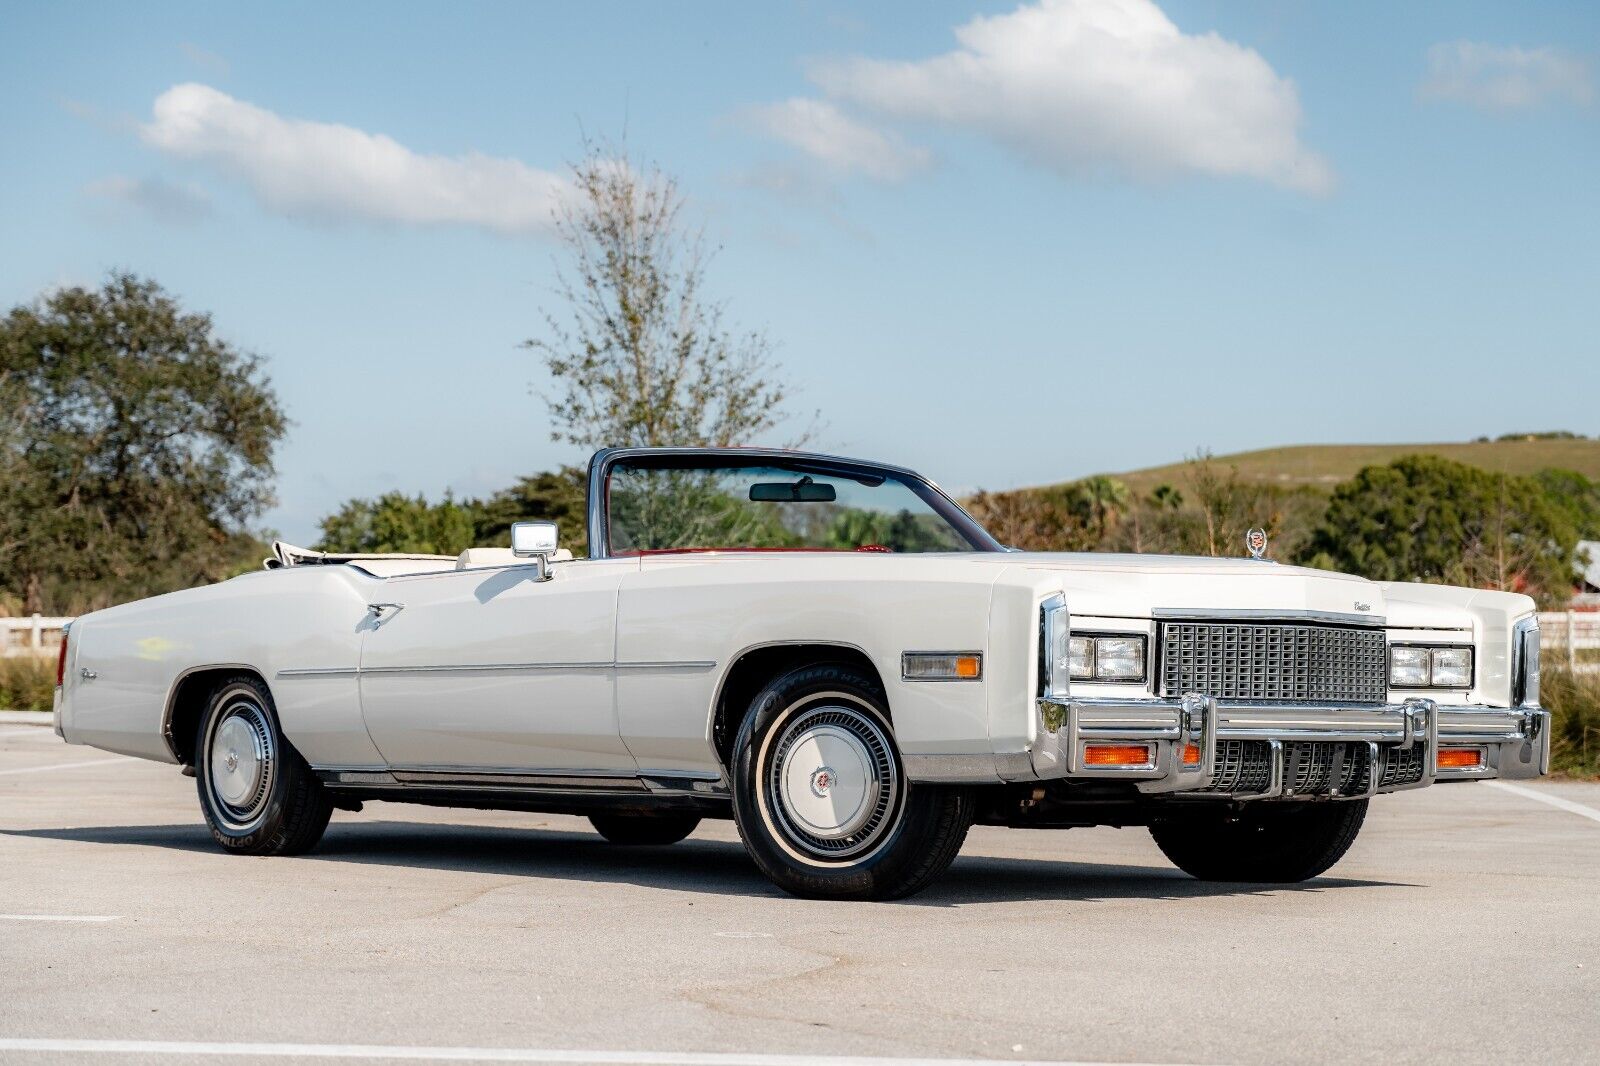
[1245,527,1268,560]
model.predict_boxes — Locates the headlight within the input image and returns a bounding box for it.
[1389,646,1430,687]
[1430,647,1472,688]
[1389,644,1473,689]
[1070,633,1148,683]
[1038,598,1148,696]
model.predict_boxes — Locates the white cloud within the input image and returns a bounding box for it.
[742,98,930,180]
[753,0,1332,194]
[85,175,212,223]
[141,83,569,236]
[1421,41,1593,111]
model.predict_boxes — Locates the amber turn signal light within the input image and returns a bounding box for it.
[1437,747,1483,769]
[901,652,983,681]
[1083,743,1153,767]
[1182,743,1202,767]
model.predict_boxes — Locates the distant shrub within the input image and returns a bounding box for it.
[1545,664,1600,779]
[0,657,55,712]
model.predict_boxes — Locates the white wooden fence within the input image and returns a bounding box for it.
[1,616,71,657]
[1540,610,1600,672]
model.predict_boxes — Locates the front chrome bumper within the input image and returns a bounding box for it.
[1023,694,1550,797]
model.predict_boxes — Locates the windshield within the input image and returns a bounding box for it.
[605,458,993,555]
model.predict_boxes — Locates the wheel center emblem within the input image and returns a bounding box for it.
[809,766,836,798]
[225,750,238,773]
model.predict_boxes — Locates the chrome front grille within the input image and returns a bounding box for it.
[1199,741,1421,796]
[1207,740,1272,793]
[1160,621,1386,703]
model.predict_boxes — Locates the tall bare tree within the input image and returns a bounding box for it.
[528,146,800,450]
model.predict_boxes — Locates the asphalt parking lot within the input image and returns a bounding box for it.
[2,719,1596,1066]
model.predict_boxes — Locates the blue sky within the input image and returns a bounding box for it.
[2,1,1596,543]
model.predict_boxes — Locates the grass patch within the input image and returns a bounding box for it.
[1544,665,1600,779]
[0,656,55,712]
[1034,438,1600,496]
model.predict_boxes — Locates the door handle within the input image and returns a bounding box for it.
[366,602,405,623]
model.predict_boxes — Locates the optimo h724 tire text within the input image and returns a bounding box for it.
[194,674,332,856]
[730,662,974,901]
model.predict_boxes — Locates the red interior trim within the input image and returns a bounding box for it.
[616,546,894,556]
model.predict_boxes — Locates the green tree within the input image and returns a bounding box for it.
[965,489,1088,551]
[526,144,803,450]
[1184,451,1274,557]
[316,492,476,557]
[471,467,590,555]
[1532,468,1600,541]
[1,274,285,614]
[1063,476,1131,539]
[1298,455,1579,606]
[1117,483,1192,555]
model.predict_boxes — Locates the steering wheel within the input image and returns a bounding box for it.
[854,544,892,553]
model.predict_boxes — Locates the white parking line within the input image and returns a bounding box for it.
[0,914,121,923]
[0,1040,1200,1065]
[1484,781,1600,825]
[0,757,133,777]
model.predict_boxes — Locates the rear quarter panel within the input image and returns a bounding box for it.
[61,567,384,767]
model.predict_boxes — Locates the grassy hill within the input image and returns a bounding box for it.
[1066,438,1600,497]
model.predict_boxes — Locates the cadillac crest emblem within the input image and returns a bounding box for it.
[1245,527,1268,560]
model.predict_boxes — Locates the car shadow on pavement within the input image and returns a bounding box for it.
[2,819,1415,905]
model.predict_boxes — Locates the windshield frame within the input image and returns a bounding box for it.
[585,447,1004,559]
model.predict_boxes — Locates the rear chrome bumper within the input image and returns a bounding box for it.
[904,695,1550,795]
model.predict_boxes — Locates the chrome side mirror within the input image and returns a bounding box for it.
[510,521,558,581]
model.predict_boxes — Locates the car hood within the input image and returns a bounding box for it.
[1003,552,1407,624]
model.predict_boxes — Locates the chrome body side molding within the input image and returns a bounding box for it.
[278,660,716,681]
[313,764,726,798]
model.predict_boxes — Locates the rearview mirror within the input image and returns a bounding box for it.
[511,521,558,558]
[750,478,837,503]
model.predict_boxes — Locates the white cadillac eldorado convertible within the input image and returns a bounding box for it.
[54,448,1549,899]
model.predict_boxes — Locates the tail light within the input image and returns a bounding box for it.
[55,630,69,688]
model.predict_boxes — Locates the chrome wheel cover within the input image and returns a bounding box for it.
[762,698,901,863]
[205,697,275,831]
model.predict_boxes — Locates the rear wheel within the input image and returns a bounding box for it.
[730,663,974,901]
[1149,799,1368,882]
[195,675,332,855]
[588,813,700,845]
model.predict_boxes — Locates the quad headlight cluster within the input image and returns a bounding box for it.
[1389,645,1473,689]
[1068,634,1148,682]
[1040,597,1147,699]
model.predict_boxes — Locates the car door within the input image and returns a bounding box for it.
[356,558,638,774]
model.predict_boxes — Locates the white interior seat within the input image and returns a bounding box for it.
[455,546,574,570]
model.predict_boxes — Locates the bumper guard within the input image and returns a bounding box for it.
[1026,693,1549,798]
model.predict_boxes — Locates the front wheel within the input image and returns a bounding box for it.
[195,675,332,855]
[730,663,974,901]
[1149,799,1368,882]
